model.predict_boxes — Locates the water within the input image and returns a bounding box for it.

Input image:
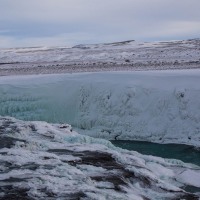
[111,140,200,194]
[111,140,200,166]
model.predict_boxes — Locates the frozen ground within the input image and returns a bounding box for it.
[0,116,200,199]
[0,39,200,75]
[0,70,200,147]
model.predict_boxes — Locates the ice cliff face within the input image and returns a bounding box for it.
[0,116,200,199]
[0,71,200,147]
[74,72,200,147]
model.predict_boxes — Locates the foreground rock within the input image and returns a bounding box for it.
[0,117,200,199]
[1,71,200,147]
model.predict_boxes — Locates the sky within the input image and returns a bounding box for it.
[0,0,200,48]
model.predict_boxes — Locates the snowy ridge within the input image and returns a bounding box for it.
[0,116,200,199]
[0,39,200,75]
[0,71,200,147]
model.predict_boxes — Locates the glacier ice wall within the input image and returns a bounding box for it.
[0,71,200,146]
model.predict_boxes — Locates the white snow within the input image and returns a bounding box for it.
[1,39,200,199]
[0,39,199,65]
[0,39,200,75]
[177,169,200,188]
[0,116,199,199]
[0,70,200,147]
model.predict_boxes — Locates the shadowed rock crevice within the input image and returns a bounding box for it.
[0,136,25,149]
[0,186,34,200]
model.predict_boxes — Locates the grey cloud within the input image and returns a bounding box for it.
[0,0,200,47]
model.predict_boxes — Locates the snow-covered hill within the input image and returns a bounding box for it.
[0,39,200,75]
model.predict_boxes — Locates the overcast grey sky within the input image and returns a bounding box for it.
[0,0,200,48]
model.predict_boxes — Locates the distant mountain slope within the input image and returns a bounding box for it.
[0,39,200,75]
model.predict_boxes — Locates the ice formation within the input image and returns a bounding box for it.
[0,116,200,199]
[0,70,200,147]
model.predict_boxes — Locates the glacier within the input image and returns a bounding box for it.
[0,116,199,199]
[0,70,200,147]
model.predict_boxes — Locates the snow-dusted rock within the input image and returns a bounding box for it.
[0,116,199,199]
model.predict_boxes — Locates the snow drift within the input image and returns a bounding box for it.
[0,70,200,147]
